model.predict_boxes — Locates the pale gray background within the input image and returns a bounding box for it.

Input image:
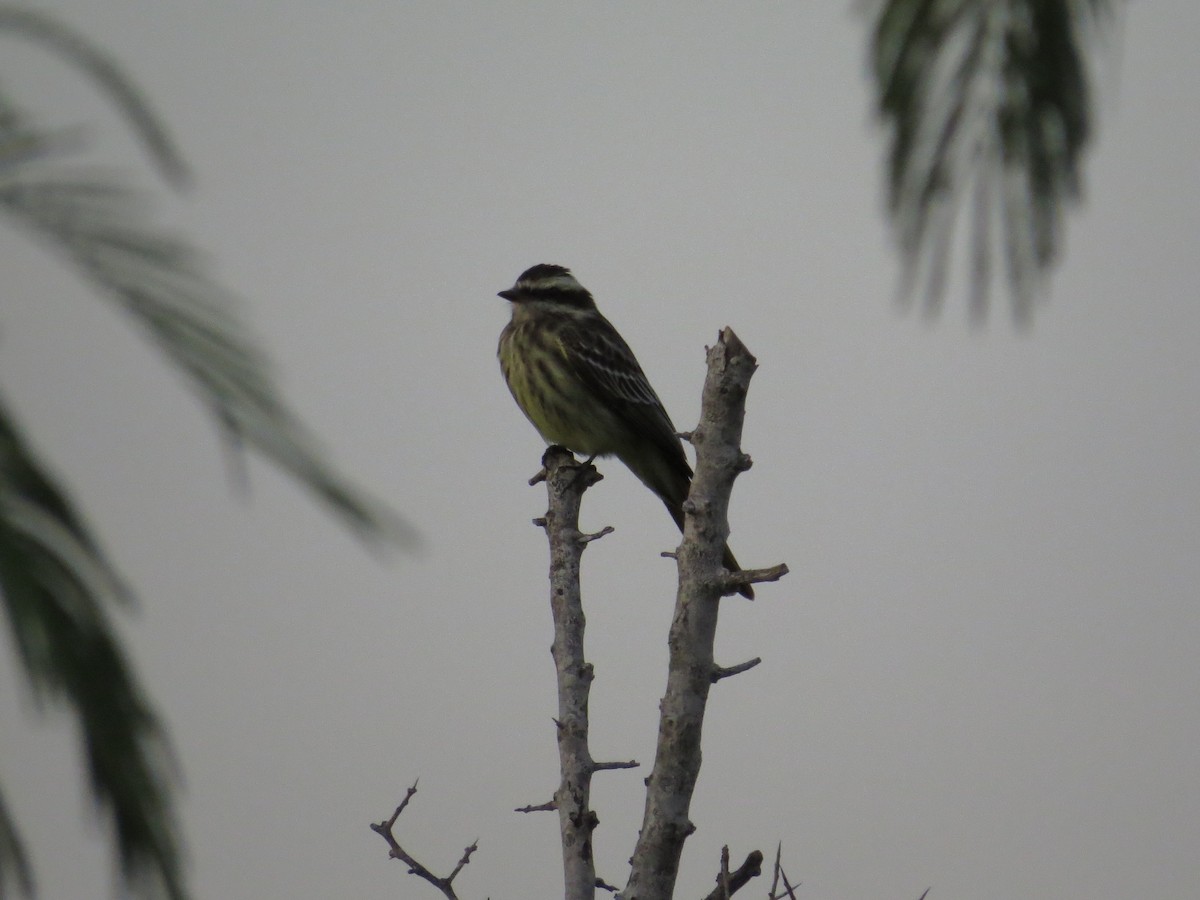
[2,3,1198,898]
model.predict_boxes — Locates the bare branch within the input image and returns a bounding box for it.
[540,445,602,900]
[592,759,639,772]
[577,525,615,544]
[711,658,761,683]
[701,849,764,900]
[625,329,786,900]
[768,842,782,900]
[722,563,790,597]
[370,781,474,900]
[514,800,557,814]
[767,844,801,900]
[445,842,479,886]
[384,779,419,827]
[778,864,800,900]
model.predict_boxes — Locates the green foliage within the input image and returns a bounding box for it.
[0,7,187,186]
[0,7,410,899]
[872,0,1111,322]
[0,393,184,900]
[0,789,32,899]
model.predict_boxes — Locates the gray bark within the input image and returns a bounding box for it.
[622,329,771,900]
[539,446,604,900]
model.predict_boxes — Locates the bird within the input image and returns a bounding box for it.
[497,263,752,598]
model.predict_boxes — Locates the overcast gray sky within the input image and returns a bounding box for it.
[2,3,1198,898]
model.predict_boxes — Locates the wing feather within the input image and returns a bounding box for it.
[558,313,690,474]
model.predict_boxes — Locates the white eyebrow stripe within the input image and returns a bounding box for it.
[520,273,584,292]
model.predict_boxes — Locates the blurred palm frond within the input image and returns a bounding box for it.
[0,391,184,900]
[871,0,1113,323]
[1,8,411,899]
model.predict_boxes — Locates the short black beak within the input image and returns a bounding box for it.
[498,288,517,301]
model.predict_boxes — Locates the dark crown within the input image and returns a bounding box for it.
[500,264,595,307]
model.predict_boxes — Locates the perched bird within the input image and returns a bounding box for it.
[497,263,752,598]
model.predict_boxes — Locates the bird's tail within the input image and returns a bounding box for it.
[624,448,754,599]
[661,493,754,600]
[720,542,754,600]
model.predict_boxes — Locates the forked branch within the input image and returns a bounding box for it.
[370,780,476,900]
[702,847,764,900]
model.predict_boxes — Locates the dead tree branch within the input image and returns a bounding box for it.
[700,847,763,900]
[593,759,640,772]
[515,800,557,814]
[370,780,476,900]
[766,843,804,900]
[538,445,607,900]
[710,658,761,683]
[768,842,782,900]
[623,328,786,900]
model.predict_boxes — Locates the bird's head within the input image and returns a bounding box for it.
[499,264,597,310]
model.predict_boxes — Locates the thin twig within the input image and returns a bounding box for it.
[578,525,615,544]
[769,842,782,900]
[592,759,639,772]
[723,563,789,597]
[711,658,761,682]
[779,863,800,900]
[369,780,475,900]
[445,841,479,885]
[514,800,557,813]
